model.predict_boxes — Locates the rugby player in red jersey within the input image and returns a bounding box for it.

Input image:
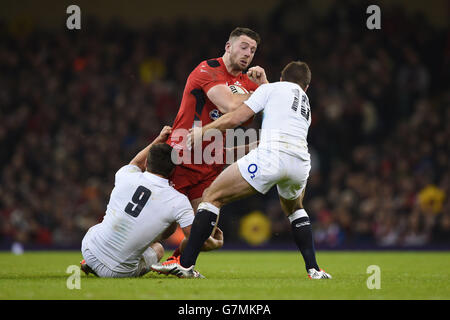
[165,27,268,258]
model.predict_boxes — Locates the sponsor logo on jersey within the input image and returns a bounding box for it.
[209,109,222,121]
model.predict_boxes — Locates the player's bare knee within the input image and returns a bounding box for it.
[202,188,224,208]
[150,242,164,261]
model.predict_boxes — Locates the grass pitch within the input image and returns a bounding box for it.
[0,250,449,300]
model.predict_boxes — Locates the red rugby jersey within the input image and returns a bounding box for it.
[167,57,258,173]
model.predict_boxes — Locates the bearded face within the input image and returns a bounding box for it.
[226,35,257,72]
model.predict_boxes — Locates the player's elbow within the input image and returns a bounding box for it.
[217,102,236,114]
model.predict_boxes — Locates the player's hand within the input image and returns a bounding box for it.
[247,66,268,85]
[212,226,224,242]
[205,227,224,251]
[187,126,202,151]
[155,125,172,144]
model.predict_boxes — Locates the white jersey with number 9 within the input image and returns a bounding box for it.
[82,164,194,273]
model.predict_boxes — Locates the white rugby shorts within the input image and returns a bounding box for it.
[237,147,311,200]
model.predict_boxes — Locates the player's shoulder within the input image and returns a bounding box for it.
[166,185,192,208]
[191,58,223,75]
[272,81,304,93]
[271,81,293,88]
[198,58,222,69]
[115,164,142,180]
[188,58,227,85]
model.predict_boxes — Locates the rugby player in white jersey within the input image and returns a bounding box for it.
[80,126,223,278]
[151,61,331,279]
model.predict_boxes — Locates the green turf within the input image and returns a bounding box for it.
[0,250,449,299]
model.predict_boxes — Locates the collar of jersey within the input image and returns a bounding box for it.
[143,171,169,185]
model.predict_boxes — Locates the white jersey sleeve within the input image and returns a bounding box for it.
[243,83,271,114]
[174,197,195,228]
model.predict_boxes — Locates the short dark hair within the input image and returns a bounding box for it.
[281,61,311,90]
[229,27,261,46]
[146,143,176,178]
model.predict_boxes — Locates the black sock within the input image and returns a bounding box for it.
[180,209,217,268]
[290,216,320,271]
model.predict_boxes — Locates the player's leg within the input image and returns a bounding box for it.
[278,184,331,279]
[190,196,222,238]
[190,196,222,237]
[136,242,165,277]
[81,246,129,278]
[166,181,217,261]
[279,188,320,270]
[150,242,165,260]
[80,228,98,276]
[152,148,276,275]
[190,172,228,236]
[279,187,305,214]
[179,162,257,268]
[190,197,202,212]
[165,166,195,260]
[276,151,330,278]
[203,163,258,207]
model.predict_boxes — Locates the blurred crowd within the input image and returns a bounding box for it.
[0,1,449,249]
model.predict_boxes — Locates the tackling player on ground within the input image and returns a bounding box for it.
[166,27,268,260]
[79,126,222,278]
[152,61,332,279]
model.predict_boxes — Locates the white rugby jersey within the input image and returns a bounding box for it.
[244,81,312,158]
[84,164,194,272]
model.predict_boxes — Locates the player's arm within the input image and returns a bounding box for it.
[188,103,255,149]
[205,82,268,132]
[247,66,269,86]
[129,126,172,171]
[202,227,224,251]
[205,103,255,132]
[206,84,252,114]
